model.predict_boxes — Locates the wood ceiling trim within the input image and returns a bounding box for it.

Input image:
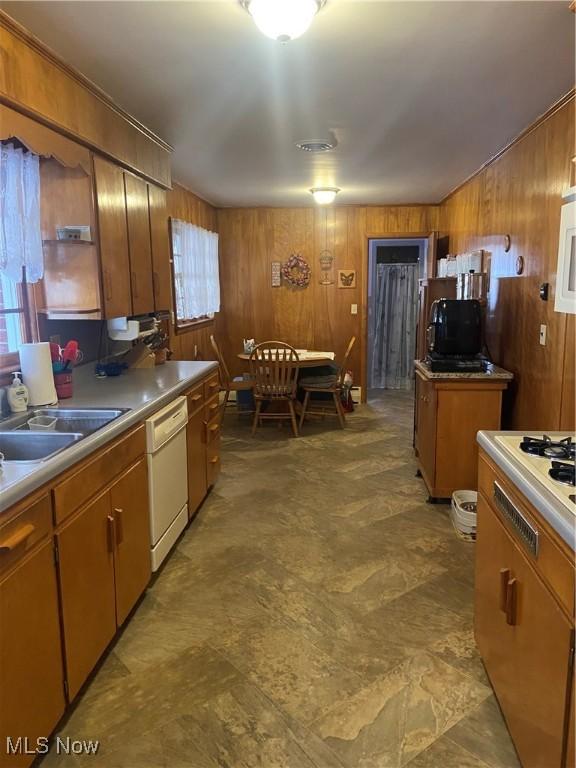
[441,87,576,204]
[0,11,173,154]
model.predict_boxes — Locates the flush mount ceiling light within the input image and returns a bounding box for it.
[296,139,336,153]
[240,0,326,43]
[310,187,340,205]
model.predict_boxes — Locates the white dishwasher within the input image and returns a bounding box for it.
[145,396,188,571]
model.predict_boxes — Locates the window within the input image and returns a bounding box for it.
[170,219,220,328]
[0,141,42,368]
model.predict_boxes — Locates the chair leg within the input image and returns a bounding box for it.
[288,400,299,437]
[251,400,262,436]
[299,391,310,429]
[220,389,230,426]
[333,391,346,428]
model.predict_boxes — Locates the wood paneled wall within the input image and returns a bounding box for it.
[0,11,171,187]
[216,205,439,392]
[440,95,575,430]
[166,183,219,362]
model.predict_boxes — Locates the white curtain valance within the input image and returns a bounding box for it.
[171,219,220,320]
[0,143,44,284]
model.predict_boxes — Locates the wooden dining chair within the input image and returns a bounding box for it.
[249,342,300,437]
[299,336,356,430]
[210,335,253,424]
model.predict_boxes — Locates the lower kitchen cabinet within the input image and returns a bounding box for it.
[57,458,151,699]
[187,405,207,517]
[57,492,117,700]
[415,367,510,499]
[0,537,65,768]
[475,454,575,768]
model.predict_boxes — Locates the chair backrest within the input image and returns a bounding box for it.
[210,335,230,389]
[337,336,356,387]
[249,342,300,399]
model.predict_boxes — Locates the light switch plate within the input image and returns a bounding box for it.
[351,304,358,315]
[539,324,547,346]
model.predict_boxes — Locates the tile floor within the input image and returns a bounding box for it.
[44,391,520,768]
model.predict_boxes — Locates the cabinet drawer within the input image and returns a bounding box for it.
[53,426,146,525]
[205,419,221,445]
[0,495,53,578]
[204,394,220,424]
[186,382,205,413]
[203,373,220,401]
[478,453,575,619]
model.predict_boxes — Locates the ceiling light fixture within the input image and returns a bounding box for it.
[240,0,326,43]
[310,187,340,205]
[296,140,335,153]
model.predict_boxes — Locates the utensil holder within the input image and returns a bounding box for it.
[54,371,73,399]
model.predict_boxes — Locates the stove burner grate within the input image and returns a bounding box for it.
[549,461,576,487]
[520,435,575,461]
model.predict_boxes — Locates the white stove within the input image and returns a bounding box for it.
[495,435,576,515]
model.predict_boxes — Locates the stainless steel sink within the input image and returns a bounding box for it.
[2,408,128,436]
[0,431,83,463]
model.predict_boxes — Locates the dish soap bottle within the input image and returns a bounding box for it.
[7,372,29,413]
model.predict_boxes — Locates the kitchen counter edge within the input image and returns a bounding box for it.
[415,360,514,380]
[477,430,575,551]
[0,361,219,513]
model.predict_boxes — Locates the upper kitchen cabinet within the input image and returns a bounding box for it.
[148,184,173,313]
[124,173,155,315]
[93,156,133,319]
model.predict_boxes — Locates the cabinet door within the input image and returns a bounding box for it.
[505,542,572,768]
[57,493,116,700]
[0,542,65,767]
[93,156,132,319]
[148,184,173,312]
[187,406,207,517]
[415,373,437,490]
[124,173,154,315]
[111,458,151,626]
[475,495,573,768]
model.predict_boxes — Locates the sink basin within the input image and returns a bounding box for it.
[0,432,83,463]
[3,408,128,437]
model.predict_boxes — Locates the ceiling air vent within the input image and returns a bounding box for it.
[296,140,335,153]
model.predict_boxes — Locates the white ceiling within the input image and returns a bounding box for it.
[2,1,574,206]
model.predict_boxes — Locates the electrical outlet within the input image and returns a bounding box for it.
[351,304,358,315]
[539,324,547,346]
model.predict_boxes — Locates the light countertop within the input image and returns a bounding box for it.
[415,360,514,381]
[0,360,218,513]
[477,430,575,550]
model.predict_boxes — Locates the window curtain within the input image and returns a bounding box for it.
[171,219,220,320]
[371,263,419,390]
[0,143,43,284]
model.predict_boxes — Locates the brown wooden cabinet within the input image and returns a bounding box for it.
[414,366,510,499]
[185,373,221,517]
[148,183,173,312]
[475,453,575,768]
[0,497,65,768]
[93,155,132,319]
[125,173,155,315]
[110,458,151,626]
[187,406,207,518]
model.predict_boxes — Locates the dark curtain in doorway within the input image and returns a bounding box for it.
[371,263,419,389]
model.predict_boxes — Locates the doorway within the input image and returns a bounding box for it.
[367,238,427,393]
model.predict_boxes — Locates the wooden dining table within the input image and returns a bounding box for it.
[237,349,335,368]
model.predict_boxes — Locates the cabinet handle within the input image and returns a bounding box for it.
[499,568,510,612]
[0,523,35,553]
[107,514,116,553]
[505,578,518,626]
[190,394,202,402]
[114,508,124,545]
[132,271,139,298]
[104,269,113,301]
[209,381,219,390]
[209,456,219,464]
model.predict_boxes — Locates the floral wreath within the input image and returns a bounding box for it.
[281,254,311,288]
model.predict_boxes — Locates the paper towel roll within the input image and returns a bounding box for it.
[19,343,58,406]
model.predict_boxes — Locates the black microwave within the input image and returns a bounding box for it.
[426,299,482,357]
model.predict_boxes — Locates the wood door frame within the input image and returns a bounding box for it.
[361,231,435,402]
